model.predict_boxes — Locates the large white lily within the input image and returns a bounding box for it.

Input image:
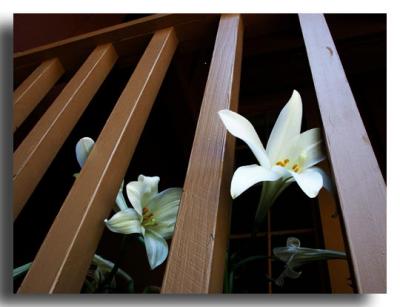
[218,90,331,225]
[104,175,182,270]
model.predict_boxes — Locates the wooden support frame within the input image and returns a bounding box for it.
[162,14,243,293]
[17,27,178,293]
[13,44,117,220]
[299,14,386,293]
[14,14,217,76]
[13,58,64,132]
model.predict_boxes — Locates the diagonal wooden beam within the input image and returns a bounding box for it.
[13,58,64,132]
[162,14,243,293]
[13,44,117,220]
[17,27,178,293]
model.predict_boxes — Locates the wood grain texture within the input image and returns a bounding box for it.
[161,14,243,293]
[13,44,117,220]
[299,14,386,293]
[17,28,178,293]
[13,58,64,132]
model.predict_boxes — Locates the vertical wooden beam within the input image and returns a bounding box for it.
[299,14,386,293]
[162,14,243,293]
[17,28,178,293]
[302,89,353,293]
[13,58,64,132]
[13,44,117,220]
[317,165,353,293]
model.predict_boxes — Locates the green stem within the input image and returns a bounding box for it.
[253,179,292,236]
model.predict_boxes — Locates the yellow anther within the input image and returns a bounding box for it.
[276,159,290,167]
[292,164,300,173]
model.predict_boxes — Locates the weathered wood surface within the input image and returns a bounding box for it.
[17,28,178,293]
[13,44,117,220]
[162,14,243,293]
[299,13,386,293]
[13,58,64,132]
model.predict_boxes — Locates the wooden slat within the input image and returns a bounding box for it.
[162,14,243,293]
[299,14,386,293]
[13,44,117,220]
[18,27,178,293]
[302,89,353,293]
[13,58,64,132]
[317,167,353,293]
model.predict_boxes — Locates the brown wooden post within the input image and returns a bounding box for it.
[161,14,243,293]
[17,27,178,293]
[13,58,64,132]
[299,14,386,293]
[13,44,117,220]
[317,165,353,293]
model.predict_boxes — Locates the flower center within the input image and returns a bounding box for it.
[275,158,301,173]
[142,207,157,226]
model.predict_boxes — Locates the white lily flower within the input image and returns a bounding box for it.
[104,175,182,270]
[218,90,331,224]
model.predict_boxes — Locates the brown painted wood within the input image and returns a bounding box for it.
[161,14,243,293]
[14,14,217,79]
[13,58,64,132]
[13,44,117,220]
[17,27,178,293]
[301,89,353,293]
[299,14,386,293]
[317,164,353,293]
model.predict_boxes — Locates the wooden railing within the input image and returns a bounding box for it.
[13,13,386,293]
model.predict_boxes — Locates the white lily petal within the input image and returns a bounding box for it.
[231,164,282,199]
[284,128,325,169]
[271,165,323,198]
[139,175,160,200]
[126,181,145,216]
[310,167,333,193]
[146,188,182,215]
[75,137,95,168]
[285,128,320,158]
[291,168,323,198]
[153,203,179,226]
[218,110,270,168]
[143,229,168,270]
[149,223,175,239]
[266,90,302,164]
[115,180,128,211]
[104,208,142,235]
[301,142,326,169]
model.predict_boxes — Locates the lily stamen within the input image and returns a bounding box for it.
[276,159,290,167]
[292,164,300,173]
